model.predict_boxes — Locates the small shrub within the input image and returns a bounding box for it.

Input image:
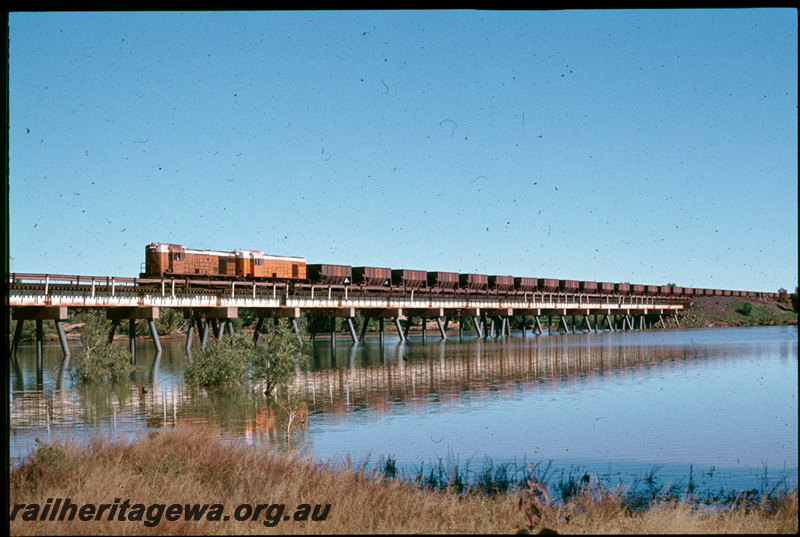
[33,438,67,470]
[270,386,309,444]
[519,464,558,534]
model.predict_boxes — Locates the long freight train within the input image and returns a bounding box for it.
[139,242,773,299]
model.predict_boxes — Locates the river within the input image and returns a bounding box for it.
[8,325,798,494]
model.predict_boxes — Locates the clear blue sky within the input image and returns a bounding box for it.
[8,9,798,292]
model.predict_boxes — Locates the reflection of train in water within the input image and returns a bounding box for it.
[139,242,775,298]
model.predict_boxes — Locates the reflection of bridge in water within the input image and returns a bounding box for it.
[9,333,785,461]
[293,337,753,418]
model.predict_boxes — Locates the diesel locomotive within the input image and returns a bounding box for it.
[139,242,769,298]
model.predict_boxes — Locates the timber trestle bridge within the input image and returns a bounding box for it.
[8,273,689,366]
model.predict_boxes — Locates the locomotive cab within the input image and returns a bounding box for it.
[235,249,262,278]
[143,243,185,278]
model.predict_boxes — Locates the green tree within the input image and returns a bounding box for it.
[184,334,249,389]
[70,311,135,385]
[250,321,307,395]
[185,322,307,393]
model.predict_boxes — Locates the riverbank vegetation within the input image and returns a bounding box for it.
[678,295,798,328]
[9,428,798,535]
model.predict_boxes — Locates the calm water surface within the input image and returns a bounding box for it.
[8,325,798,492]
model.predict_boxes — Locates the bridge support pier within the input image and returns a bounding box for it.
[458,316,464,340]
[185,324,194,361]
[359,317,370,342]
[253,317,264,345]
[394,318,406,342]
[346,317,358,344]
[108,320,118,344]
[421,316,427,345]
[12,307,71,376]
[494,317,502,338]
[674,314,680,328]
[107,307,161,363]
[472,316,483,339]
[35,320,43,378]
[560,315,570,334]
[148,319,162,354]
[436,317,447,340]
[291,318,302,345]
[10,319,24,363]
[496,316,505,338]
[209,319,218,339]
[55,321,71,387]
[200,319,210,348]
[128,320,137,361]
[250,308,302,346]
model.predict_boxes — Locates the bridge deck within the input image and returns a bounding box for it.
[8,273,687,314]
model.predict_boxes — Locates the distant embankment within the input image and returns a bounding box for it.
[681,294,797,328]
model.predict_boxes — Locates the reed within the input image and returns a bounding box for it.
[9,429,798,535]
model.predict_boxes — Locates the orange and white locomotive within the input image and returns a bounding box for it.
[141,243,306,280]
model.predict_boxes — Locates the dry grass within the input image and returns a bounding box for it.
[9,428,798,535]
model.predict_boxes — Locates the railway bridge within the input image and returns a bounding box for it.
[8,273,688,368]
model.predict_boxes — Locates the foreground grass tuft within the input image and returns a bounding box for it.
[9,429,798,535]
